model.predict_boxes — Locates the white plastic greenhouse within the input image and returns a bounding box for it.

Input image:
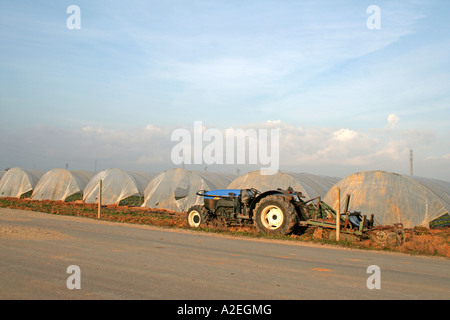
[227,170,339,200]
[142,168,236,212]
[323,170,450,228]
[31,168,94,201]
[0,167,43,198]
[83,168,154,205]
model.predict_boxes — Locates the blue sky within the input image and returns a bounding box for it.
[0,0,449,180]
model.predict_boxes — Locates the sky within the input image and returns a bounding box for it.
[0,0,449,180]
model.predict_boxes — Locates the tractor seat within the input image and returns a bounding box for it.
[241,189,252,206]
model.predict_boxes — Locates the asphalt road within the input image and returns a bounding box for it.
[0,207,449,300]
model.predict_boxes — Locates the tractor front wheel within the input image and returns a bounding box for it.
[186,205,207,228]
[254,195,298,235]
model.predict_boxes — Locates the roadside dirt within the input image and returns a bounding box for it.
[0,212,69,240]
[0,224,69,240]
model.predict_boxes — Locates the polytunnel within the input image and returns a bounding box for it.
[227,170,339,200]
[142,168,236,212]
[83,168,154,205]
[322,170,450,229]
[31,168,94,201]
[0,171,5,180]
[0,167,43,198]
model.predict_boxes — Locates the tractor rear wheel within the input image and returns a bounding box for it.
[186,205,207,228]
[254,195,298,235]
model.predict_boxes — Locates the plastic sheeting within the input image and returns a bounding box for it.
[227,170,339,200]
[83,168,153,205]
[128,171,156,194]
[0,171,5,180]
[142,168,236,212]
[0,167,43,198]
[31,168,94,201]
[323,171,450,228]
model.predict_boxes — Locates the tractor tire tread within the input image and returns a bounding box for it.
[254,194,298,235]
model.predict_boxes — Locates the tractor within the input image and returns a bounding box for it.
[186,187,404,244]
[186,187,301,235]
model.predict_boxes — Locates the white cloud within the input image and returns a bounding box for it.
[426,154,450,161]
[332,128,359,142]
[387,114,400,130]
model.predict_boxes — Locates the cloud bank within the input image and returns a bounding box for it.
[1,114,448,180]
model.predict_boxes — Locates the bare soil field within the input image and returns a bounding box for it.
[0,197,448,258]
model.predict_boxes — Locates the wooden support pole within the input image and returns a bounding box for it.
[98,179,102,220]
[336,187,340,241]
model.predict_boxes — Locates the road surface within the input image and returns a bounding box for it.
[0,207,449,300]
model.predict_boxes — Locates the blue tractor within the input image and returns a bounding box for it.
[187,187,307,235]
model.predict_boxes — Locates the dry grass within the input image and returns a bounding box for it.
[397,227,450,257]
